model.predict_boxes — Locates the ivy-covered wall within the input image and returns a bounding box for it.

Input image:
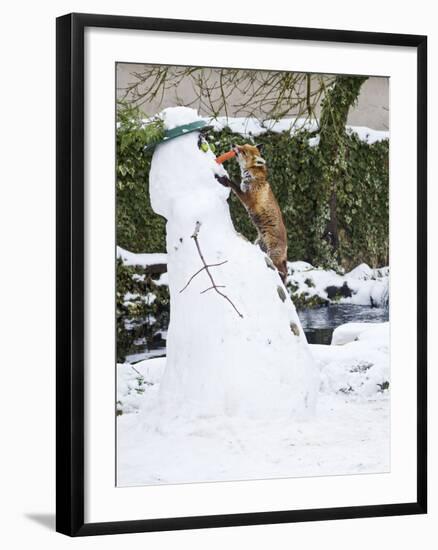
[117,108,166,253]
[117,110,389,270]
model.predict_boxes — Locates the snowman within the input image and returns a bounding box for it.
[149,107,318,419]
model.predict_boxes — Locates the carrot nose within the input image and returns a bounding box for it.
[215,150,236,164]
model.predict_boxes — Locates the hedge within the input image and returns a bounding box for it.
[117,108,389,270]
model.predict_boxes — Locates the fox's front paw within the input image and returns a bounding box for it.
[214,174,231,187]
[240,170,252,192]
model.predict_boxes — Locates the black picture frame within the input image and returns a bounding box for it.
[56,12,427,537]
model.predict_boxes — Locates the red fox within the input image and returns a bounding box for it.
[215,143,288,284]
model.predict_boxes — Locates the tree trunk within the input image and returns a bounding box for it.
[318,76,368,265]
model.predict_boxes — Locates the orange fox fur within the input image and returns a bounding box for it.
[216,144,288,283]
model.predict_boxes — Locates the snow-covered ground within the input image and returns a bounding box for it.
[117,322,390,486]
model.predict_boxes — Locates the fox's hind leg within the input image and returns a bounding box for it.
[277,260,288,284]
[271,256,288,284]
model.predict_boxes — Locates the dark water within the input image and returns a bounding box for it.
[124,304,389,363]
[298,304,389,345]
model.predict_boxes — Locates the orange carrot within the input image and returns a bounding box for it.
[215,150,236,164]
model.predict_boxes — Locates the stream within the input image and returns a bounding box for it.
[123,303,389,364]
[298,303,388,345]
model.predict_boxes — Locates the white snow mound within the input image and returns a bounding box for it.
[312,322,390,396]
[331,322,382,346]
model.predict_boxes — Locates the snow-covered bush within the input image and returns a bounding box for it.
[117,357,166,415]
[286,261,389,309]
[116,254,169,362]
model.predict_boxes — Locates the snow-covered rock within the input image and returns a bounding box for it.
[148,106,318,419]
[287,261,389,308]
[312,322,390,396]
[345,262,374,280]
[331,322,372,345]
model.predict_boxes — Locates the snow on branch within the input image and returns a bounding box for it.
[180,221,244,319]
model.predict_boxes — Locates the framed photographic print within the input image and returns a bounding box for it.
[56,12,427,536]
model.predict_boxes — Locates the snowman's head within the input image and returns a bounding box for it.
[149,108,230,219]
[161,106,203,131]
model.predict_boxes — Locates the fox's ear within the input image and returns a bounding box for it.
[255,143,264,153]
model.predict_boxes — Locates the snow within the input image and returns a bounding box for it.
[264,117,319,134]
[314,323,390,396]
[123,291,156,306]
[289,260,313,272]
[117,357,166,415]
[345,262,374,280]
[161,106,203,130]
[148,107,318,419]
[117,246,389,309]
[117,246,167,267]
[137,113,389,145]
[116,106,390,486]
[207,116,265,136]
[205,115,389,144]
[116,322,389,485]
[346,125,390,144]
[155,272,168,286]
[206,116,318,137]
[288,261,389,307]
[331,322,374,346]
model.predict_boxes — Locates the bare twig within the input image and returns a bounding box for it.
[191,220,202,239]
[119,64,335,122]
[200,285,226,294]
[180,221,244,319]
[179,260,228,293]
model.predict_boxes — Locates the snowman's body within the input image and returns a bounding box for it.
[149,107,318,419]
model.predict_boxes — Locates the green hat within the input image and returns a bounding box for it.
[145,119,213,152]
